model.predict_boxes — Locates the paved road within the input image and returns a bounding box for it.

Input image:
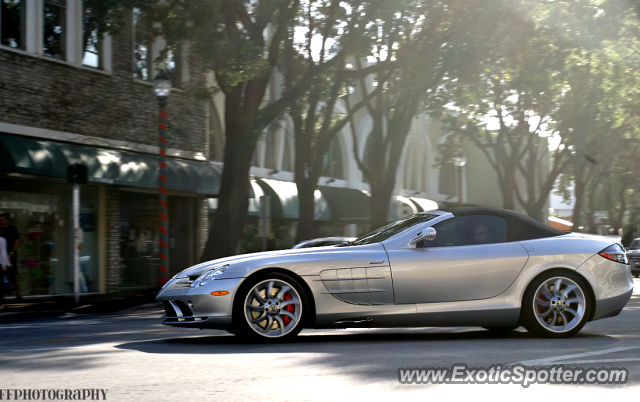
[2,280,640,401]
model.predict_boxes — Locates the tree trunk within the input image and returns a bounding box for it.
[502,169,516,211]
[572,179,586,232]
[369,177,395,230]
[526,201,545,222]
[586,174,601,233]
[611,185,627,234]
[604,179,614,236]
[295,180,317,243]
[200,132,256,262]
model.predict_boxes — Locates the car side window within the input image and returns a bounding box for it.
[418,215,508,247]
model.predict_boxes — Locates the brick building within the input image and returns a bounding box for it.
[0,0,211,296]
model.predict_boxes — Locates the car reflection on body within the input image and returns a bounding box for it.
[292,237,356,249]
[157,207,633,341]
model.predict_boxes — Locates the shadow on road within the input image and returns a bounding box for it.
[110,329,640,388]
[115,327,615,356]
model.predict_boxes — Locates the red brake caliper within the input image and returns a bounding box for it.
[283,292,294,325]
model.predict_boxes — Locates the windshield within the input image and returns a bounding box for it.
[629,240,640,250]
[344,214,440,246]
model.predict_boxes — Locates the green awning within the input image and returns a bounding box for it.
[388,195,419,221]
[409,197,440,213]
[0,133,222,195]
[208,180,262,215]
[317,185,370,220]
[255,179,331,220]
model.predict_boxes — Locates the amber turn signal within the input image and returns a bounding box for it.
[211,291,229,296]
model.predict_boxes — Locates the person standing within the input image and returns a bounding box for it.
[0,228,11,308]
[0,214,20,300]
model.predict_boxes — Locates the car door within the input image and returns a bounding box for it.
[388,215,529,304]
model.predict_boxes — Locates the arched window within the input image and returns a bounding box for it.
[282,130,293,172]
[423,149,431,193]
[321,138,344,179]
[264,125,278,170]
[208,100,224,162]
[403,137,421,191]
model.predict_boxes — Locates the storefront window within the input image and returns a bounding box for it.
[119,191,197,287]
[0,180,98,296]
[120,192,158,288]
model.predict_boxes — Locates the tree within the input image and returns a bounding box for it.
[282,1,377,243]
[345,0,496,229]
[441,0,631,221]
[121,0,386,259]
[552,3,640,232]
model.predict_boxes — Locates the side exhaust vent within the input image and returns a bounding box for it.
[334,317,373,328]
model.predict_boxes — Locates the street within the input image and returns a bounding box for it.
[2,280,640,401]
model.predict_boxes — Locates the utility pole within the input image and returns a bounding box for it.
[67,163,87,303]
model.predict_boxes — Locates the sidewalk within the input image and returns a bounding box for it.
[0,289,162,321]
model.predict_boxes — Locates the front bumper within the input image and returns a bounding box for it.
[156,277,244,329]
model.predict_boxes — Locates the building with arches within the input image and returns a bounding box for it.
[205,79,543,250]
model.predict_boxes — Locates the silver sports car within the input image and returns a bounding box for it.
[157,207,633,340]
[292,237,357,249]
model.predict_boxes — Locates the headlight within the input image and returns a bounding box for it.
[161,268,191,290]
[190,265,229,287]
[173,268,191,279]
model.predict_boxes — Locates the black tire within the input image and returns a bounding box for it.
[521,270,592,338]
[232,272,309,341]
[482,326,519,332]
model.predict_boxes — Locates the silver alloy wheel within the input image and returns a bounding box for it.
[244,279,303,338]
[533,276,586,333]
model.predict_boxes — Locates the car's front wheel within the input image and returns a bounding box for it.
[521,270,591,338]
[233,272,309,341]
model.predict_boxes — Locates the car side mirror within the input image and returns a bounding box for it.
[409,227,436,247]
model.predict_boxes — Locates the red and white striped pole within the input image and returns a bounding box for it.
[154,71,172,287]
[158,104,169,286]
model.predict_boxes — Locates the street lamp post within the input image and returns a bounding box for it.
[154,70,172,287]
[453,150,466,207]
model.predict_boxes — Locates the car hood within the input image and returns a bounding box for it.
[175,243,389,279]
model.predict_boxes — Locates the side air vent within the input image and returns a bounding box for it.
[334,317,373,328]
[318,266,394,305]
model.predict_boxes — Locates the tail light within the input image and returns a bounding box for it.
[598,244,628,265]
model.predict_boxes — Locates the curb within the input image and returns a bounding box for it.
[0,310,65,321]
[0,301,163,322]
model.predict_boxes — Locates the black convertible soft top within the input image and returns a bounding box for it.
[443,207,565,242]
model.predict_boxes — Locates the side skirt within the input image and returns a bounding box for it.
[418,308,521,327]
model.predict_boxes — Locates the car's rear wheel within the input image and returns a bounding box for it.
[233,272,309,341]
[521,270,591,338]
